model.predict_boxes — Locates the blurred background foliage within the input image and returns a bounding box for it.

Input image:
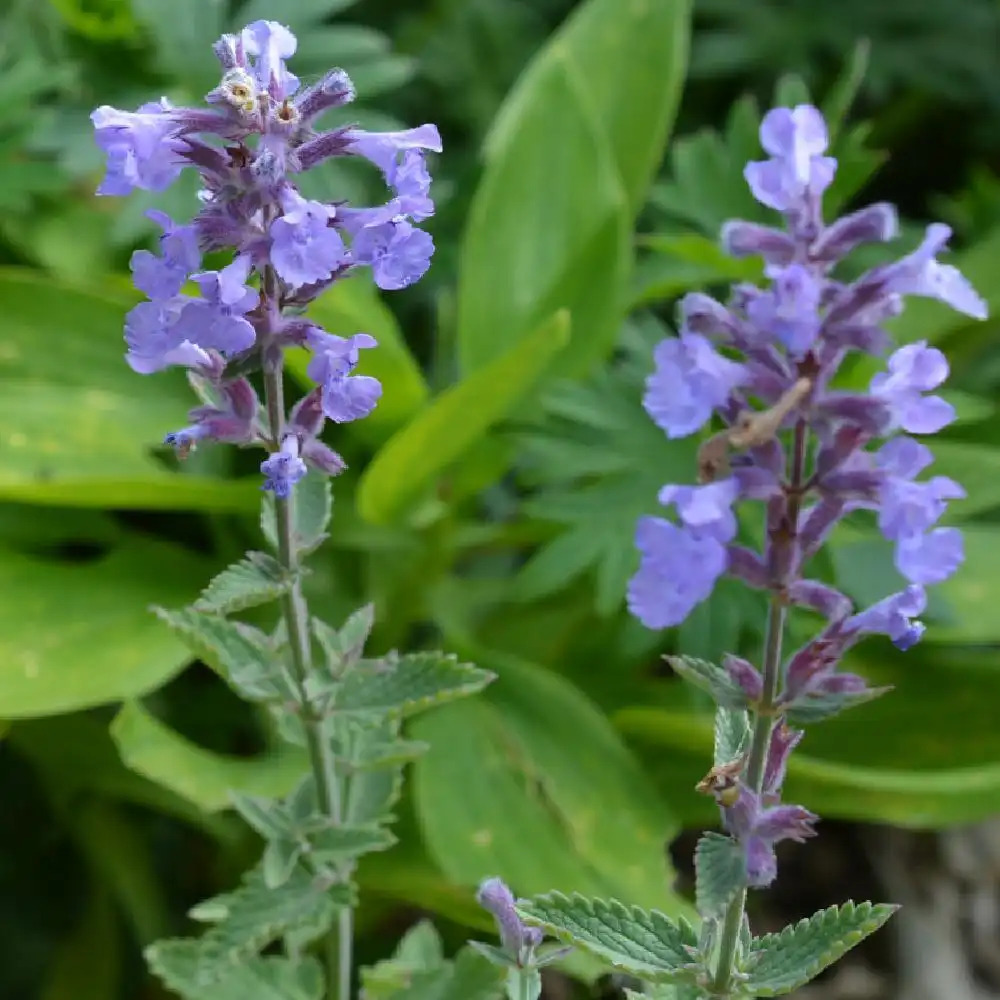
[2,0,1000,997]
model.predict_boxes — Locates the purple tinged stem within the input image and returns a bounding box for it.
[712,418,809,993]
[260,257,347,1000]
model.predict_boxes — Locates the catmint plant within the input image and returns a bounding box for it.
[92,21,494,1000]
[480,106,988,997]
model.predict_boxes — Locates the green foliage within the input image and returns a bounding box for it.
[457,0,690,375]
[516,893,699,983]
[741,902,898,996]
[665,656,749,710]
[358,309,570,525]
[194,551,291,615]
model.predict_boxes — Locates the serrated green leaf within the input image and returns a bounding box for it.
[194,552,290,615]
[694,833,744,917]
[187,866,349,979]
[153,607,287,701]
[229,793,291,840]
[358,311,570,524]
[336,652,495,718]
[784,684,891,726]
[343,718,407,826]
[714,707,750,766]
[147,943,324,1000]
[666,656,748,709]
[308,823,396,863]
[744,901,897,996]
[516,893,698,982]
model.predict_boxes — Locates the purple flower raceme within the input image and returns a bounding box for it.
[92,20,440,492]
[631,104,987,890]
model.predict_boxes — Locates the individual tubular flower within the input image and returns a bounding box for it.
[643,333,747,438]
[94,20,440,494]
[870,341,957,434]
[476,878,542,962]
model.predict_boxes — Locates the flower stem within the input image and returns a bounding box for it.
[710,419,809,995]
[262,359,352,1000]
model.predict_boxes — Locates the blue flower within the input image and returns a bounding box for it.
[241,20,299,99]
[130,210,202,300]
[847,585,927,650]
[870,341,956,433]
[351,217,435,290]
[743,105,836,213]
[91,99,187,195]
[261,434,307,497]
[271,195,346,288]
[306,330,381,422]
[745,263,822,356]
[346,125,441,220]
[627,517,729,629]
[643,333,746,438]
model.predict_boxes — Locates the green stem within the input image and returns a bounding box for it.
[262,358,352,1000]
[710,419,808,995]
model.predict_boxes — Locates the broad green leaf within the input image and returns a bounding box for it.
[0,270,257,511]
[744,902,897,996]
[616,706,1000,826]
[694,833,743,918]
[0,539,206,717]
[132,0,225,83]
[358,311,570,524]
[148,944,324,1000]
[516,893,698,983]
[336,652,495,718]
[413,647,683,910]
[111,701,306,812]
[286,274,428,440]
[195,552,290,615]
[460,0,691,374]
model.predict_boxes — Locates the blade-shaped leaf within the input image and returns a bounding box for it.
[714,707,751,766]
[358,310,570,525]
[744,901,897,996]
[194,552,290,615]
[336,652,495,718]
[309,823,397,863]
[111,702,305,812]
[694,833,744,918]
[458,0,690,375]
[666,655,748,709]
[516,893,698,983]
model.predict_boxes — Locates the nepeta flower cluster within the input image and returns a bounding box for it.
[92,20,440,494]
[629,104,986,887]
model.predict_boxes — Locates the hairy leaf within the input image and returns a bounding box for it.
[743,901,897,996]
[194,552,290,615]
[516,893,698,982]
[714,707,751,766]
[336,652,495,718]
[694,833,744,917]
[666,656,749,709]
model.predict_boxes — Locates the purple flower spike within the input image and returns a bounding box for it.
[746,263,822,356]
[644,333,747,438]
[870,341,956,434]
[261,434,307,497]
[627,518,728,629]
[306,330,382,423]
